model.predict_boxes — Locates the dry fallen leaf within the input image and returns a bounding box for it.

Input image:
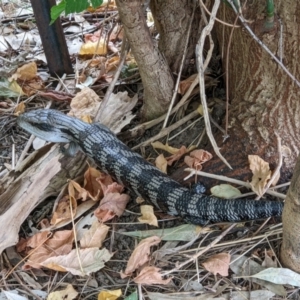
[202,252,231,276]
[166,146,189,165]
[79,39,107,55]
[262,249,277,268]
[68,87,101,119]
[98,289,122,300]
[50,194,77,226]
[133,266,172,285]
[83,167,104,199]
[14,101,25,115]
[47,284,78,300]
[80,221,109,248]
[10,61,37,81]
[121,236,161,277]
[155,153,168,173]
[138,205,158,227]
[184,149,213,169]
[21,230,74,270]
[210,184,242,199]
[41,247,113,276]
[248,155,271,196]
[94,192,130,222]
[151,141,180,155]
[178,74,198,95]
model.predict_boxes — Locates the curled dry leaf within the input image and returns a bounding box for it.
[248,155,271,197]
[68,87,101,119]
[155,153,168,173]
[151,141,179,154]
[50,195,77,226]
[121,236,161,278]
[178,74,198,95]
[202,252,231,276]
[262,249,277,268]
[166,146,188,165]
[138,205,158,227]
[79,39,107,55]
[83,167,104,199]
[96,172,115,192]
[151,141,191,165]
[94,192,130,222]
[133,266,172,285]
[10,61,37,81]
[184,149,213,169]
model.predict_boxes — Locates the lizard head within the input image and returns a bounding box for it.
[17,109,80,143]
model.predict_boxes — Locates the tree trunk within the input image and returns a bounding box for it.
[149,0,201,75]
[116,0,174,120]
[281,154,300,271]
[196,0,300,185]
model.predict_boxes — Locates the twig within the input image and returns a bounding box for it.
[196,0,232,169]
[129,74,199,135]
[162,2,196,129]
[2,252,43,300]
[225,13,239,137]
[162,223,236,276]
[184,168,286,199]
[228,0,300,88]
[95,37,129,122]
[132,109,200,150]
[180,228,282,254]
[199,0,240,28]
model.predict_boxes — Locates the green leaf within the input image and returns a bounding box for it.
[90,0,103,7]
[210,184,242,199]
[124,290,138,300]
[65,0,88,14]
[50,0,66,25]
[0,79,24,97]
[121,224,210,241]
[50,0,104,24]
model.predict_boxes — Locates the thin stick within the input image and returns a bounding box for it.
[184,168,286,199]
[162,2,195,129]
[162,223,236,276]
[225,13,239,136]
[196,0,232,169]
[95,37,129,122]
[228,0,300,88]
[199,0,240,28]
[132,109,200,150]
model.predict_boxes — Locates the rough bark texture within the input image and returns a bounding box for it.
[281,154,300,271]
[149,0,201,74]
[116,0,174,120]
[0,144,87,254]
[197,0,300,185]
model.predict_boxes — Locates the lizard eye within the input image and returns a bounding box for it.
[29,122,55,132]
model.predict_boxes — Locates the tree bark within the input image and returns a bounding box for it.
[199,0,300,184]
[281,154,300,271]
[116,0,174,120]
[149,0,201,75]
